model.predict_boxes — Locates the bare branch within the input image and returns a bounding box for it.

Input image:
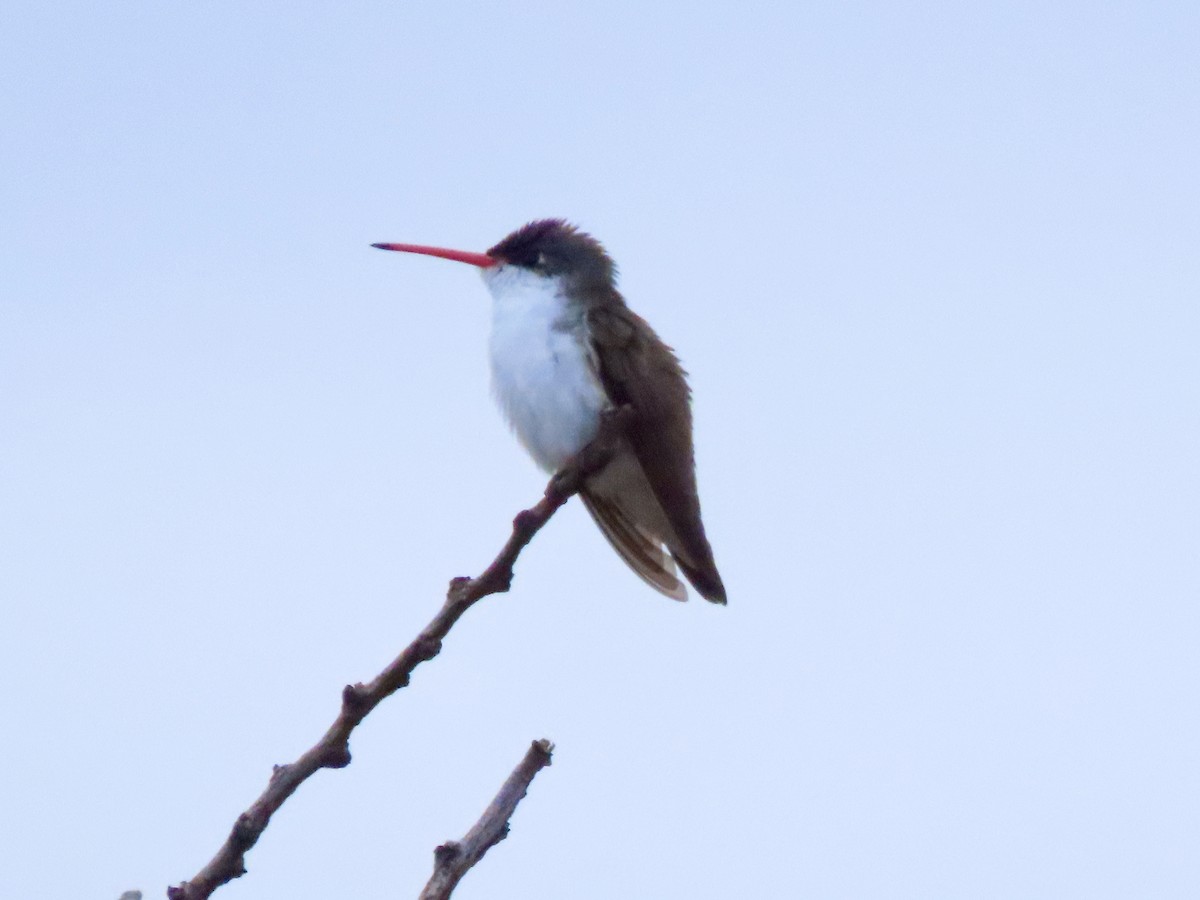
[167,407,630,900]
[418,739,555,900]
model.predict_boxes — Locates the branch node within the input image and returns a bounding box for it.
[513,508,539,535]
[231,813,257,846]
[446,575,471,601]
[416,636,443,661]
[485,569,514,594]
[321,744,352,769]
[433,841,461,864]
[341,682,370,711]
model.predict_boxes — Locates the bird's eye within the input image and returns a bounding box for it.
[536,252,548,269]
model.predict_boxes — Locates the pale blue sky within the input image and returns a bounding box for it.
[2,2,1198,898]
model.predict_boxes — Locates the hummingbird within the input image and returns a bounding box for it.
[373,219,725,604]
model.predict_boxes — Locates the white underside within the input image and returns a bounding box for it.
[482,265,609,472]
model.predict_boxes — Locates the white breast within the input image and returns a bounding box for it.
[481,265,609,472]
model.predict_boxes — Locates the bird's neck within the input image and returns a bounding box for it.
[481,265,583,331]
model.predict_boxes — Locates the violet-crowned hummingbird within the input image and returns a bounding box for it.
[373,220,725,604]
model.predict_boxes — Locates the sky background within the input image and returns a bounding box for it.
[2,2,1198,897]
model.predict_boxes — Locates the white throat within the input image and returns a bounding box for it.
[481,265,608,472]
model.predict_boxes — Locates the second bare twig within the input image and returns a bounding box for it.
[418,739,555,900]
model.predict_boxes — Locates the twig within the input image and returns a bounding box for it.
[418,739,555,900]
[167,407,632,900]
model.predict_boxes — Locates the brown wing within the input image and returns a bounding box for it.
[578,490,687,601]
[585,303,726,604]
